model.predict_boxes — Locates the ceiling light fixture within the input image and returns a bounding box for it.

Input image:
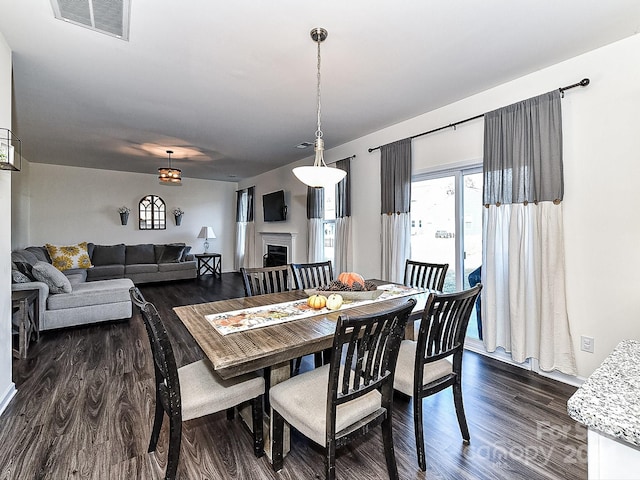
[158,150,182,186]
[293,28,346,188]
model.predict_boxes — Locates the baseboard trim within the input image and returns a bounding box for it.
[0,382,17,417]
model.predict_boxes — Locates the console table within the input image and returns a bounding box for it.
[12,289,40,359]
[195,253,222,277]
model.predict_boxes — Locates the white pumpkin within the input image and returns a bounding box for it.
[326,294,344,310]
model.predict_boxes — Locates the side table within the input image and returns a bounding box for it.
[195,253,222,278]
[12,289,40,359]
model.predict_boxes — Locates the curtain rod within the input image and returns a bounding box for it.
[367,78,590,153]
[326,154,356,166]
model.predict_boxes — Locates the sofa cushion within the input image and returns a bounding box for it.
[125,264,159,274]
[158,245,185,263]
[158,260,196,272]
[86,264,125,281]
[12,249,39,267]
[47,278,134,310]
[32,261,73,294]
[91,244,126,266]
[25,246,51,263]
[46,242,92,271]
[125,244,156,265]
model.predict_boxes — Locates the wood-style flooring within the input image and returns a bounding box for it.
[1,273,587,479]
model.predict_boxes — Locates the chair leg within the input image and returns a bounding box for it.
[271,409,285,472]
[165,414,182,480]
[413,397,427,471]
[292,357,302,375]
[325,438,336,480]
[381,413,399,480]
[453,379,470,443]
[251,396,265,458]
[148,397,164,453]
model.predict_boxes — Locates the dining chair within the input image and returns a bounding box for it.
[393,284,482,471]
[269,298,417,480]
[129,287,265,480]
[290,260,334,374]
[403,259,449,291]
[240,265,292,296]
[291,261,334,290]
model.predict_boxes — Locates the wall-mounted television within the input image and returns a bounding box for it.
[263,190,287,222]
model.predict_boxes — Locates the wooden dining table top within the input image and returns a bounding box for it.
[173,281,430,380]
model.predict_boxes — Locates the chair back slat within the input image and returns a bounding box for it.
[329,299,416,405]
[404,260,449,291]
[291,261,333,289]
[129,287,182,417]
[418,285,482,363]
[240,265,292,296]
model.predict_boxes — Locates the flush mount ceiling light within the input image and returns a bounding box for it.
[293,28,347,189]
[158,150,182,186]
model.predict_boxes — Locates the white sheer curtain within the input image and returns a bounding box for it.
[381,213,411,283]
[334,157,352,274]
[482,91,576,375]
[334,217,352,274]
[307,186,324,263]
[234,187,255,270]
[380,139,412,283]
[308,218,324,262]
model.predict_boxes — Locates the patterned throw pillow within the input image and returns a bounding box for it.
[32,261,72,294]
[45,242,93,271]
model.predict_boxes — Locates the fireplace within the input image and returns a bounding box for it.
[264,245,288,267]
[259,232,297,265]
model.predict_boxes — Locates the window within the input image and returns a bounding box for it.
[139,195,166,230]
[411,165,483,338]
[323,186,335,263]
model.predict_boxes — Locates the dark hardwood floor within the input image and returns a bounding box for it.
[1,273,587,479]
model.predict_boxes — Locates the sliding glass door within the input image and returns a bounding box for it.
[410,166,483,340]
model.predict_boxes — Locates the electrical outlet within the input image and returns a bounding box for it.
[581,335,594,353]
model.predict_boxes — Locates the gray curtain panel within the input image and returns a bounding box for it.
[380,138,412,214]
[306,186,324,219]
[236,186,255,222]
[483,90,563,206]
[335,158,351,218]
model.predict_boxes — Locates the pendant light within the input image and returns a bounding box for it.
[293,28,346,188]
[158,150,182,186]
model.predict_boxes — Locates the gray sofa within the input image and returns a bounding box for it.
[10,243,196,331]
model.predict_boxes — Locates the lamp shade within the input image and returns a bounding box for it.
[293,165,346,188]
[198,226,216,239]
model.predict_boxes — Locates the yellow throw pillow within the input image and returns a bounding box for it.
[46,242,93,271]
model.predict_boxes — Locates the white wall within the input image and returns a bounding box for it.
[0,31,15,414]
[242,34,640,378]
[15,163,238,271]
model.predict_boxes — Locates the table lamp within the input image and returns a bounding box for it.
[197,226,216,253]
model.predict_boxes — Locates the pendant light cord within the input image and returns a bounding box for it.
[315,34,323,140]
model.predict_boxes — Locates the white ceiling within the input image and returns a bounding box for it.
[1,1,639,182]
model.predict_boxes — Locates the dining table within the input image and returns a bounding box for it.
[173,280,431,462]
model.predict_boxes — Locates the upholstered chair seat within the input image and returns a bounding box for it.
[393,340,453,397]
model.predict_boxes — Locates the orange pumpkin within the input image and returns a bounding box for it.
[338,272,365,288]
[307,294,327,310]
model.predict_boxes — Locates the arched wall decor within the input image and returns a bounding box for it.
[139,195,166,230]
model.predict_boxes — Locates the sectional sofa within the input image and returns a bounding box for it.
[11,243,197,331]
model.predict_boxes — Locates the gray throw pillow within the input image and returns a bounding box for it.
[12,270,32,284]
[180,246,192,262]
[158,245,185,263]
[32,261,73,294]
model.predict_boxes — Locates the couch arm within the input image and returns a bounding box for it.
[12,281,49,330]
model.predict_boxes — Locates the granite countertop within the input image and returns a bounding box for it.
[567,339,640,447]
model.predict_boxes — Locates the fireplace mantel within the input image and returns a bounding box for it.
[259,232,297,263]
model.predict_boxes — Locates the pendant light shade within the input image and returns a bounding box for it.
[293,28,346,188]
[158,150,182,185]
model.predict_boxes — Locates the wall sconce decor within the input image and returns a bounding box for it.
[118,206,131,225]
[197,226,216,253]
[0,128,22,171]
[173,208,184,226]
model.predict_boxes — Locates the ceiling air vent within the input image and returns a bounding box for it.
[50,0,131,40]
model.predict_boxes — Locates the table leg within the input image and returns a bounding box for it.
[238,361,290,464]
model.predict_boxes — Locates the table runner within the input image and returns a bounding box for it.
[206,284,423,335]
